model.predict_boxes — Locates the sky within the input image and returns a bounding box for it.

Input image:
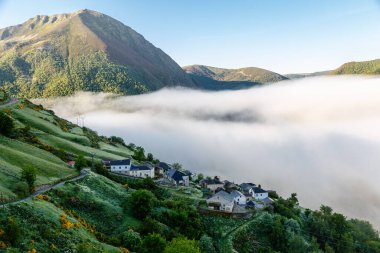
[0,0,380,73]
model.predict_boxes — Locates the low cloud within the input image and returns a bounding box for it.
[38,76,380,229]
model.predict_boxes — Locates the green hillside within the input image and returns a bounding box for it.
[184,65,288,90]
[0,99,133,200]
[0,9,195,98]
[332,59,380,75]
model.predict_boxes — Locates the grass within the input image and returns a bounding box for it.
[38,134,126,160]
[99,142,133,158]
[12,107,91,146]
[0,135,76,198]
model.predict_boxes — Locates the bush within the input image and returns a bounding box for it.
[75,155,88,171]
[0,111,14,137]
[21,165,37,193]
[164,237,200,253]
[129,190,157,220]
[121,230,141,251]
[140,233,166,253]
[199,234,215,253]
[13,182,29,198]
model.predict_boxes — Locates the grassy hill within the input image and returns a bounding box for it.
[0,99,133,200]
[332,59,380,75]
[0,9,195,98]
[184,65,288,90]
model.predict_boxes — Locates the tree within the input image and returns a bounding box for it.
[172,163,182,170]
[5,217,21,246]
[129,190,157,219]
[147,153,154,162]
[133,147,146,161]
[140,233,167,253]
[21,165,37,193]
[164,237,200,253]
[0,111,14,137]
[75,155,87,171]
[122,229,142,252]
[196,174,204,183]
[199,234,215,253]
[13,182,29,198]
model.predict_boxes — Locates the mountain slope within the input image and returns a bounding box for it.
[332,59,380,75]
[184,65,288,90]
[0,9,195,98]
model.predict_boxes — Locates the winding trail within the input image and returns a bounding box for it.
[0,169,89,207]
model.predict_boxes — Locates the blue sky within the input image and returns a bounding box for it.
[0,0,380,74]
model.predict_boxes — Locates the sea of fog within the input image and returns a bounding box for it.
[37,76,380,229]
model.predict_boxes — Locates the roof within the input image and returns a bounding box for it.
[67,161,75,165]
[131,164,154,171]
[246,200,256,207]
[157,162,173,171]
[230,190,244,198]
[240,183,256,190]
[201,178,224,185]
[168,169,187,182]
[252,187,268,193]
[208,190,235,202]
[109,159,131,166]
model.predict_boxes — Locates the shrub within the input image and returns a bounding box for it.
[140,233,167,253]
[129,190,157,219]
[13,181,29,198]
[121,229,141,251]
[21,165,37,193]
[75,155,88,171]
[0,111,14,137]
[164,237,200,253]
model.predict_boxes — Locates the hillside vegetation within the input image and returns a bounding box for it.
[184,65,288,90]
[0,9,195,98]
[332,59,380,75]
[0,99,133,200]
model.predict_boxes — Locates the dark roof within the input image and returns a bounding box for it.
[240,183,256,190]
[252,187,267,193]
[131,164,153,171]
[157,162,172,171]
[109,159,131,166]
[201,178,223,185]
[246,200,256,207]
[168,169,187,182]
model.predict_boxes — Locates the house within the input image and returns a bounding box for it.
[200,178,224,192]
[165,169,189,186]
[240,183,257,196]
[129,164,155,178]
[206,190,247,212]
[67,161,76,168]
[250,186,269,200]
[157,162,173,172]
[230,190,247,205]
[206,190,235,212]
[109,159,131,173]
[108,159,154,178]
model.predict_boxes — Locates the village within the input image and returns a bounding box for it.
[70,158,276,216]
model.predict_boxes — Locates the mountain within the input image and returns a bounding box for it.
[332,58,380,75]
[0,9,195,98]
[284,70,331,79]
[184,65,288,90]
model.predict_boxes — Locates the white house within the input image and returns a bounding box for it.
[249,186,269,200]
[230,190,247,205]
[200,178,224,192]
[130,164,155,178]
[109,159,131,173]
[206,190,235,212]
[109,159,154,178]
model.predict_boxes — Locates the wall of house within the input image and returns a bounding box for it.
[254,192,269,200]
[234,195,247,205]
[128,169,154,178]
[110,164,131,173]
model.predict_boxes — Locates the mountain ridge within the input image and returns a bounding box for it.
[0,9,195,98]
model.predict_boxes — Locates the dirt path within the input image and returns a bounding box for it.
[0,169,89,207]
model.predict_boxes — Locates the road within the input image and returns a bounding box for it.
[0,98,18,109]
[0,169,90,207]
